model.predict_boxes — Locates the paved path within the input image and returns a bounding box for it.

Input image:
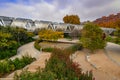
[105,42,120,65]
[5,53,51,80]
[10,42,40,60]
[1,42,51,80]
[73,51,120,80]
[1,41,120,80]
[57,38,79,43]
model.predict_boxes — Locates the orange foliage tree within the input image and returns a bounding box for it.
[94,12,120,28]
[114,19,120,28]
[63,15,80,24]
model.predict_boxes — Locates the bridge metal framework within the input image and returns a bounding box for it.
[0,16,116,35]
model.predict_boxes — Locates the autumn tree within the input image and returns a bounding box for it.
[81,23,106,52]
[63,15,80,24]
[94,12,120,28]
[38,29,64,41]
[114,19,120,28]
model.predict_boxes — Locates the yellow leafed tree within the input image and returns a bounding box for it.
[38,29,64,41]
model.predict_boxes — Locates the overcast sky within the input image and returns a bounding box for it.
[0,0,120,22]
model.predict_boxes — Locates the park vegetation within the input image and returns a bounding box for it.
[34,39,42,50]
[94,12,120,28]
[14,48,94,80]
[0,26,35,77]
[38,29,64,41]
[94,12,120,45]
[0,26,34,60]
[106,28,120,45]
[63,14,80,24]
[0,55,35,77]
[32,24,95,79]
[81,23,106,52]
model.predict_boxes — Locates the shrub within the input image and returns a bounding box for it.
[106,36,120,45]
[45,48,77,79]
[81,23,106,52]
[48,48,94,79]
[12,55,35,70]
[40,70,56,80]
[114,38,120,44]
[38,29,64,41]
[0,49,17,60]
[42,47,54,52]
[71,43,83,51]
[14,48,94,80]
[66,43,83,54]
[34,39,42,50]
[0,26,34,60]
[106,36,114,42]
[0,60,13,75]
[114,28,120,38]
[14,68,56,80]
[0,55,35,77]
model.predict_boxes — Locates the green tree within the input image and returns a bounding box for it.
[0,26,28,44]
[81,23,106,52]
[63,15,80,24]
[0,26,34,59]
[7,27,33,44]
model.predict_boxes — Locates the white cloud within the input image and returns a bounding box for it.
[0,0,120,22]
